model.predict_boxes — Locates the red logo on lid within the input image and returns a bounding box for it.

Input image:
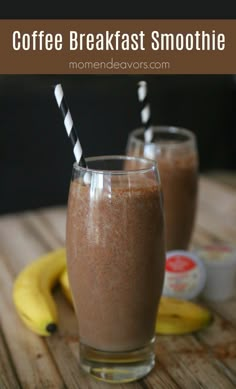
[166,255,196,272]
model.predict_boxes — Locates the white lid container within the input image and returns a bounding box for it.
[196,244,236,301]
[162,250,207,300]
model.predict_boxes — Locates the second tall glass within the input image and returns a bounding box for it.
[126,126,199,251]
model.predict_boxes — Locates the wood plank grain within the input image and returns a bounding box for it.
[204,171,236,190]
[153,338,203,389]
[143,362,181,388]
[0,212,68,388]
[199,176,236,211]
[0,326,21,389]
[191,225,226,247]
[40,206,67,244]
[194,314,236,383]
[22,211,65,249]
[204,299,236,327]
[156,335,236,389]
[0,212,53,269]
[195,177,236,242]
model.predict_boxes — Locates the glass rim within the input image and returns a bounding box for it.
[129,126,196,148]
[73,155,158,175]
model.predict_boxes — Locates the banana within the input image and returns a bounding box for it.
[13,248,66,336]
[156,296,212,335]
[59,268,212,336]
[59,266,73,305]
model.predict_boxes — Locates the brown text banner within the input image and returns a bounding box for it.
[0,19,235,74]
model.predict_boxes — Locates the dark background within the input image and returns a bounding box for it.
[0,74,235,214]
[2,1,236,19]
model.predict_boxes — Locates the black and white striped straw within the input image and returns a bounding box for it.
[137,80,153,143]
[54,84,87,167]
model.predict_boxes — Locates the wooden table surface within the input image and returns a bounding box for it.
[0,173,236,389]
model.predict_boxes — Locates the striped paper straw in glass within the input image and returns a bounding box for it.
[137,80,153,143]
[54,84,87,167]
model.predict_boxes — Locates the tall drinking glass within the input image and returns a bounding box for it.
[126,126,199,251]
[66,155,166,383]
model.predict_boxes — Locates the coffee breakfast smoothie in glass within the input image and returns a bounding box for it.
[126,126,199,251]
[66,155,166,383]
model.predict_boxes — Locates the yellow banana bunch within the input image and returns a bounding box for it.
[13,249,212,337]
[59,266,73,305]
[59,269,212,335]
[13,248,66,336]
[156,296,212,335]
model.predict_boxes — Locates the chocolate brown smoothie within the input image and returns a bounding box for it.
[157,150,198,250]
[66,175,165,352]
[127,127,198,251]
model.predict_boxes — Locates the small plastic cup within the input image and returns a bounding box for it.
[163,250,207,300]
[196,244,236,301]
